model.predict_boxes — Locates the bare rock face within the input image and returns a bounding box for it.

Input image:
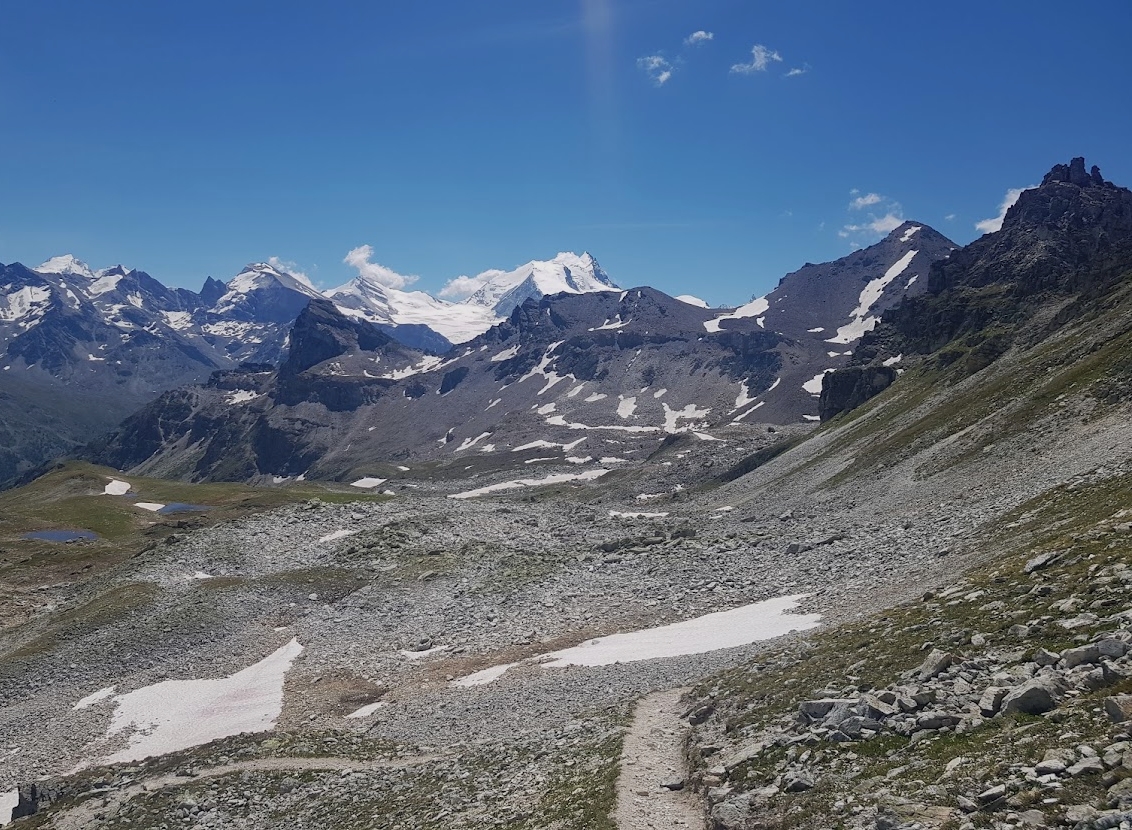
[818,365,897,421]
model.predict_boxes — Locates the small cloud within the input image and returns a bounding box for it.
[685,30,714,46]
[849,192,883,210]
[843,213,905,236]
[438,274,489,300]
[342,245,417,290]
[268,256,315,288]
[637,54,674,86]
[944,213,956,221]
[975,186,1033,235]
[784,64,810,78]
[731,44,782,74]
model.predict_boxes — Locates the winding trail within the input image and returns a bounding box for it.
[614,689,705,830]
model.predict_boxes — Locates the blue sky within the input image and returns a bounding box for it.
[2,0,1130,305]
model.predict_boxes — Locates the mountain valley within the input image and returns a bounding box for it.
[1,159,1131,830]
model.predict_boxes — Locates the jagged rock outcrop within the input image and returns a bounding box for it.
[818,365,897,421]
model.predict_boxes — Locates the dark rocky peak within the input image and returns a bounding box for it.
[931,157,1132,296]
[1041,157,1114,189]
[200,276,227,306]
[280,298,396,375]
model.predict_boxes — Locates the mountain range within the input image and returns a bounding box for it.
[0,251,629,487]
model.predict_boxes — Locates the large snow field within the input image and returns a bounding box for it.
[453,595,820,687]
[88,639,303,765]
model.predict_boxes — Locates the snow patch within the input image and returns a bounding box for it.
[803,370,834,396]
[662,403,710,433]
[319,529,357,544]
[900,225,922,242]
[103,479,131,496]
[456,432,493,452]
[675,294,708,308]
[704,296,768,333]
[351,477,387,489]
[883,354,903,367]
[74,686,116,710]
[453,595,820,686]
[0,789,17,827]
[449,470,608,499]
[609,510,669,519]
[96,639,303,765]
[802,415,821,421]
[584,392,608,403]
[226,390,258,404]
[490,345,520,363]
[345,702,387,719]
[616,396,637,418]
[827,250,917,345]
[134,502,165,512]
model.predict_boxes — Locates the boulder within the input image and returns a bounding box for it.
[1000,677,1064,716]
[1104,695,1132,724]
[916,649,955,680]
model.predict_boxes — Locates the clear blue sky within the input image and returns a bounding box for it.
[2,0,1130,305]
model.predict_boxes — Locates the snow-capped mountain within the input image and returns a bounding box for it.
[327,277,493,346]
[460,251,619,316]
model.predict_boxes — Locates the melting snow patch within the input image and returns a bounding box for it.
[616,396,637,418]
[1,789,17,825]
[904,274,918,289]
[103,479,131,496]
[803,370,834,396]
[900,225,922,242]
[883,354,903,366]
[827,250,916,344]
[807,327,825,333]
[396,465,411,472]
[226,390,258,405]
[449,470,608,499]
[490,345,520,363]
[453,595,820,686]
[456,432,492,452]
[486,398,501,410]
[380,355,444,380]
[584,392,608,403]
[134,502,165,512]
[565,456,593,464]
[97,639,303,765]
[345,702,387,719]
[692,431,720,441]
[704,296,768,333]
[74,686,116,710]
[653,388,667,399]
[662,403,710,433]
[351,477,387,489]
[675,294,709,308]
[537,402,557,415]
[319,529,357,544]
[732,401,765,423]
[803,415,821,422]
[400,646,448,660]
[567,384,586,398]
[189,572,214,580]
[609,510,668,519]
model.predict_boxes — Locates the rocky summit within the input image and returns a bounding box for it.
[1,159,1131,830]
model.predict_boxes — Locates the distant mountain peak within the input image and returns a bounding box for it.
[36,254,96,279]
[462,251,619,317]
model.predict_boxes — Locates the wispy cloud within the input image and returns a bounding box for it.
[684,30,713,46]
[784,64,809,78]
[438,274,489,300]
[849,192,883,210]
[268,256,315,288]
[343,245,417,290]
[731,44,782,74]
[975,186,1033,234]
[637,54,674,86]
[944,213,956,221]
[840,213,904,237]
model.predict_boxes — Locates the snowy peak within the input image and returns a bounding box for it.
[223,262,321,299]
[35,254,96,280]
[462,251,620,316]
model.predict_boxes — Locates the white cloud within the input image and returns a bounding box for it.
[438,274,489,300]
[975,186,1032,235]
[784,65,808,78]
[685,30,713,46]
[849,192,883,210]
[637,54,673,86]
[944,213,956,221]
[843,213,905,236]
[731,44,782,74]
[342,245,417,290]
[267,256,315,288]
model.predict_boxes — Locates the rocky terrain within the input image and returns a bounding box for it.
[0,159,1128,830]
